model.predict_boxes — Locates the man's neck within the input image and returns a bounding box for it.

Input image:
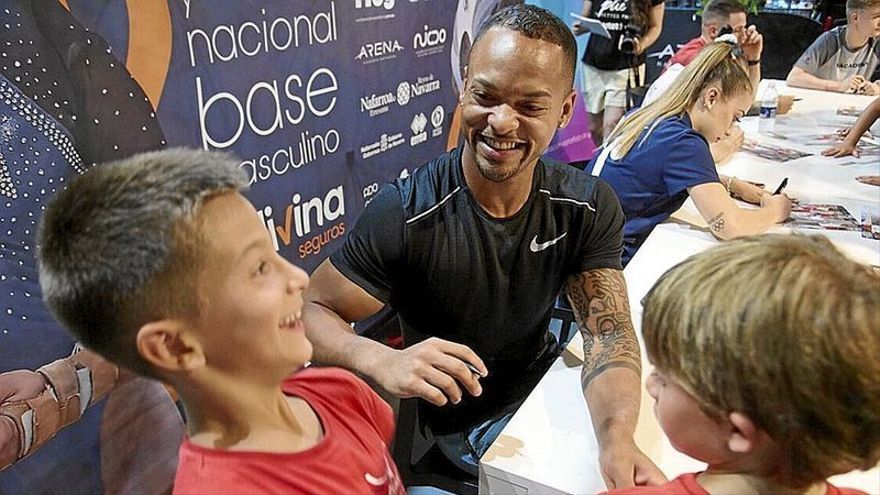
[845,25,870,50]
[180,374,323,453]
[460,149,536,219]
[697,471,828,495]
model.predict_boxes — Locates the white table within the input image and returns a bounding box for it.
[479,83,880,494]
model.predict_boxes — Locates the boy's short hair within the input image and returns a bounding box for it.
[642,234,880,487]
[847,0,880,15]
[38,148,247,377]
[701,0,747,26]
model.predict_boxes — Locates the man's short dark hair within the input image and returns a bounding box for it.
[471,4,577,87]
[702,0,747,25]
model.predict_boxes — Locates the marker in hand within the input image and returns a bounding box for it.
[465,362,486,378]
[773,177,788,195]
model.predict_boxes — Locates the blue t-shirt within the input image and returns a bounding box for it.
[587,113,718,264]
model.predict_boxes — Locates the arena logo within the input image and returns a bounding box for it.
[355,39,404,65]
[256,185,346,259]
[413,24,446,58]
[410,112,428,146]
[354,0,396,23]
[360,131,405,159]
[430,105,444,137]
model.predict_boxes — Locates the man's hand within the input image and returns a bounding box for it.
[599,438,667,488]
[740,25,763,62]
[823,141,859,157]
[572,21,587,36]
[371,337,487,406]
[0,370,47,403]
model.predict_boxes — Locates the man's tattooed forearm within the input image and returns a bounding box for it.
[708,212,725,233]
[566,269,641,385]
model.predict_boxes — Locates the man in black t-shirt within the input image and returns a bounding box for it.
[304,5,665,489]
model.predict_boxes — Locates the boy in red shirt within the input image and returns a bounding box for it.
[608,235,879,495]
[37,148,403,495]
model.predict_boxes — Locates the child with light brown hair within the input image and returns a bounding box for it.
[608,234,880,495]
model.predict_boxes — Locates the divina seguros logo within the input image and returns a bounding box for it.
[256,185,347,259]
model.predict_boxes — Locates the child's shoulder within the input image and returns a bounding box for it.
[826,482,869,495]
[283,366,395,444]
[282,366,372,394]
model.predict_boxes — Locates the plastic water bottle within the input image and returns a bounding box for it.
[759,83,778,134]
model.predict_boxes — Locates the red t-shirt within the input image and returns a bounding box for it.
[666,37,708,70]
[604,472,868,495]
[173,367,404,495]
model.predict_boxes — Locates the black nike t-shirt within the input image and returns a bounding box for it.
[331,147,624,433]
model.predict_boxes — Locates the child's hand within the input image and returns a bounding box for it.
[842,75,867,93]
[822,141,859,157]
[858,81,880,96]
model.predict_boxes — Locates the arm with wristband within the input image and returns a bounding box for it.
[0,347,122,471]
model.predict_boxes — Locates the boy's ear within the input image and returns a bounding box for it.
[136,320,206,373]
[727,411,761,453]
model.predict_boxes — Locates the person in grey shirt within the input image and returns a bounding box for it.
[787,0,880,94]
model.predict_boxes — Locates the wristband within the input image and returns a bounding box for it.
[747,59,760,66]
[725,176,735,195]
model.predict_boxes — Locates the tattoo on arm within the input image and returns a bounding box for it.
[565,269,641,386]
[708,212,725,233]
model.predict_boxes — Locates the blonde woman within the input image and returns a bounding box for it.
[587,42,791,264]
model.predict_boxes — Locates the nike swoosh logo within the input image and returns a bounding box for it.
[364,472,389,486]
[530,232,567,252]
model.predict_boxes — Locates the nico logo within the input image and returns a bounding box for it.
[414,25,446,57]
[413,25,446,49]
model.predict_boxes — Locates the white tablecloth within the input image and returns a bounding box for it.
[479,82,880,494]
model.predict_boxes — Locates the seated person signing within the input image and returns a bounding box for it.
[37,149,403,495]
[303,5,664,489]
[607,234,880,495]
[588,42,791,265]
[787,0,880,95]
